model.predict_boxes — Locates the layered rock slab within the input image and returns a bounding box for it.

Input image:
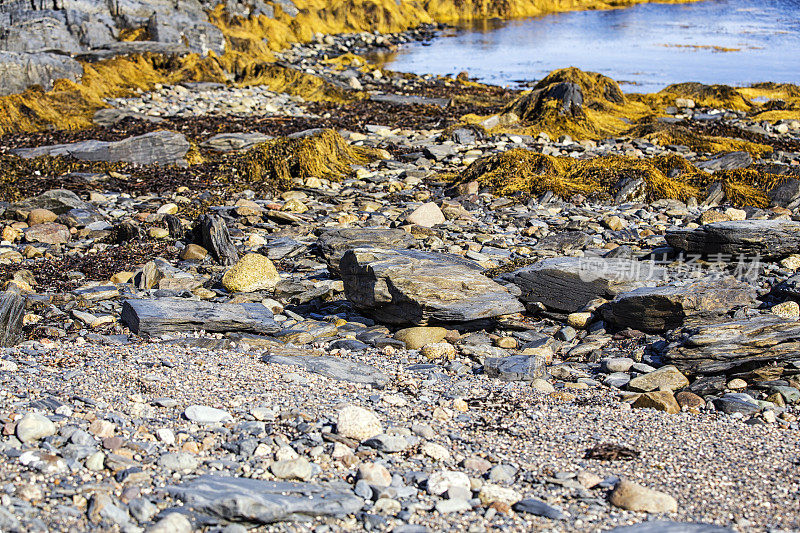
[507,257,665,313]
[665,220,800,259]
[341,248,523,325]
[602,275,755,332]
[121,299,280,336]
[165,475,363,524]
[317,227,415,276]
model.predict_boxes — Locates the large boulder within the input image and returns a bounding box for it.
[12,131,191,166]
[602,276,755,332]
[507,257,666,313]
[0,51,83,96]
[317,227,415,276]
[340,248,524,325]
[665,220,800,260]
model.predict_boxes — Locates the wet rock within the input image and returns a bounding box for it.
[261,354,388,387]
[317,227,415,275]
[609,479,678,513]
[222,253,280,292]
[166,475,363,524]
[602,276,754,332]
[12,131,191,166]
[0,287,25,347]
[508,257,664,313]
[121,298,280,336]
[341,248,524,325]
[665,220,800,259]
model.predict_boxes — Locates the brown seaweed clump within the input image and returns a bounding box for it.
[229,128,383,189]
[459,148,788,207]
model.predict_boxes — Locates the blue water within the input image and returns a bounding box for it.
[378,0,800,92]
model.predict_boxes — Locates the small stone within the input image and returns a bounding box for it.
[727,378,747,390]
[184,405,232,424]
[420,442,451,461]
[157,203,178,215]
[358,462,392,487]
[271,457,312,481]
[577,471,603,489]
[494,336,517,349]
[146,512,192,533]
[421,342,456,360]
[158,452,199,472]
[337,405,382,441]
[675,391,705,410]
[85,451,105,471]
[28,209,58,225]
[627,365,689,392]
[373,497,401,515]
[632,391,681,414]
[222,253,280,293]
[478,484,521,506]
[394,327,449,350]
[15,413,56,443]
[609,479,678,513]
[149,227,169,239]
[567,312,593,329]
[531,378,555,394]
[427,470,471,496]
[181,244,208,261]
[406,202,445,227]
[771,301,800,320]
[88,419,115,438]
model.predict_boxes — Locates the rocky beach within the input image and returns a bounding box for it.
[1,0,800,532]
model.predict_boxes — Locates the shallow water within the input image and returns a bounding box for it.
[376,0,800,92]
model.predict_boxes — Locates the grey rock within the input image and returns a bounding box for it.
[13,189,93,215]
[341,248,524,325]
[261,354,388,387]
[317,228,415,275]
[508,257,665,313]
[608,521,734,533]
[128,498,159,523]
[484,354,547,381]
[370,93,451,108]
[12,131,190,166]
[184,405,232,424]
[665,220,800,260]
[198,214,240,266]
[200,132,272,152]
[122,298,280,336]
[165,475,363,523]
[695,151,752,171]
[0,51,82,95]
[16,413,56,443]
[159,452,200,472]
[362,434,408,453]
[602,276,755,332]
[664,314,800,377]
[512,498,567,520]
[712,395,760,415]
[768,178,800,209]
[0,287,25,347]
[146,512,193,533]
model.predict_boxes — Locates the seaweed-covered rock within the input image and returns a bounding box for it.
[665,220,800,260]
[508,257,665,313]
[340,248,524,325]
[602,276,755,332]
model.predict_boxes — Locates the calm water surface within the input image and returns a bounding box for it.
[377,0,800,92]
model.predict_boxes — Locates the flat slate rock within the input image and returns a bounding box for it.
[370,93,451,108]
[317,227,415,275]
[608,522,734,533]
[261,354,388,387]
[602,275,755,332]
[0,288,25,347]
[512,498,566,520]
[341,248,523,325]
[507,257,665,313]
[12,130,190,166]
[121,298,280,336]
[665,220,800,259]
[484,355,548,381]
[166,475,363,524]
[200,132,273,152]
[13,189,93,215]
[663,314,800,377]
